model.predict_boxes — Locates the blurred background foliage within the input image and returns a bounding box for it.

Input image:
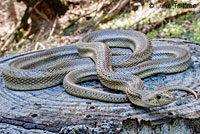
[0,0,199,56]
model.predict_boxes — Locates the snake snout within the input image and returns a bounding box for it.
[143,91,175,107]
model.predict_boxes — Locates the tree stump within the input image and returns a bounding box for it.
[0,39,200,134]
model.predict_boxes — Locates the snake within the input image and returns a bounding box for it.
[2,29,198,108]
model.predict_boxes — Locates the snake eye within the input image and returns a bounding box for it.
[156,94,161,100]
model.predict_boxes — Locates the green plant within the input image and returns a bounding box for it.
[147,29,157,39]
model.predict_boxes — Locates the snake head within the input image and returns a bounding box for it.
[142,91,175,107]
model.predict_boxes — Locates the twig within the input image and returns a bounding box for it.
[89,0,130,32]
[48,15,58,39]
[145,9,200,33]
[34,42,46,50]
[73,0,105,35]
[96,0,105,12]
[0,6,33,52]
[32,25,47,50]
[65,8,98,30]
[0,0,41,53]
[33,6,51,24]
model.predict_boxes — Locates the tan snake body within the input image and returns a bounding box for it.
[2,29,198,107]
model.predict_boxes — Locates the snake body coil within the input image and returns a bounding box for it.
[2,29,198,107]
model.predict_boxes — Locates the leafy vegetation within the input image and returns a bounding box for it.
[0,0,199,57]
[147,12,200,43]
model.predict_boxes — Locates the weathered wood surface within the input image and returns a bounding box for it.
[0,39,200,134]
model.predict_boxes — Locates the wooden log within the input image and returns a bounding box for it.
[0,39,200,134]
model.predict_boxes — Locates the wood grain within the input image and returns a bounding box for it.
[0,39,200,133]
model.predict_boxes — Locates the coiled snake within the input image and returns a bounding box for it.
[2,29,198,108]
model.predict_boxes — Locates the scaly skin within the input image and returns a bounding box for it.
[2,29,198,107]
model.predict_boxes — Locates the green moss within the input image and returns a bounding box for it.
[62,27,74,36]
[147,29,158,39]
[97,3,199,43]
[177,16,185,24]
[153,12,200,43]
